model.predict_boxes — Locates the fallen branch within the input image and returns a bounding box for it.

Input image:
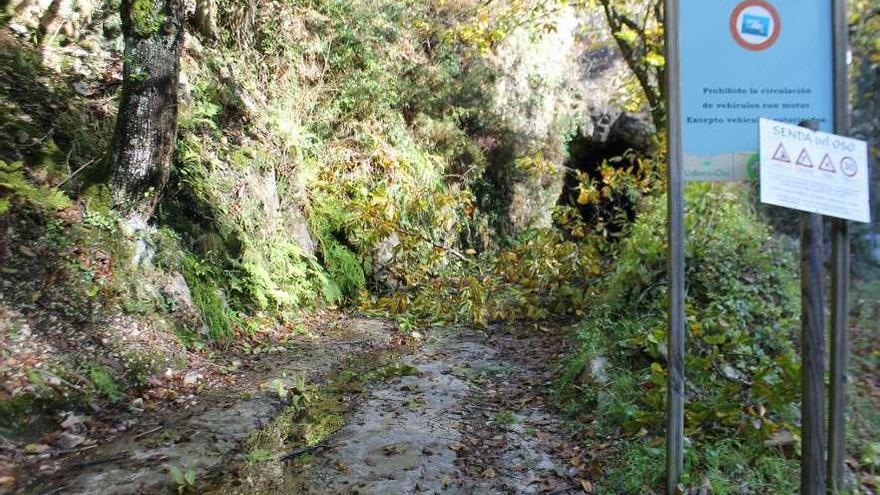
[68,452,130,469]
[277,441,332,462]
[57,155,101,188]
[134,425,163,440]
[57,444,98,456]
[40,485,68,495]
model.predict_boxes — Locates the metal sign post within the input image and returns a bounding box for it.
[664,0,856,493]
[828,1,851,492]
[798,119,827,495]
[663,0,685,492]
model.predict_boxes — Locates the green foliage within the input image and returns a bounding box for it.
[169,465,196,494]
[160,0,583,333]
[182,254,233,341]
[599,438,798,494]
[556,150,660,242]
[130,0,166,37]
[360,149,661,328]
[442,0,588,55]
[363,226,602,327]
[851,0,880,79]
[239,240,326,311]
[848,279,880,483]
[322,240,366,298]
[245,449,276,464]
[558,184,800,491]
[593,0,666,129]
[87,363,123,402]
[493,410,520,427]
[0,160,72,213]
[864,442,880,473]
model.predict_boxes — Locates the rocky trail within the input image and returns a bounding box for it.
[21,320,597,495]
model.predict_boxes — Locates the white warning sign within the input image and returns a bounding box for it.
[759,118,871,223]
[772,143,791,163]
[818,153,836,173]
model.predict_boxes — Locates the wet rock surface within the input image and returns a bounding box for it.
[289,339,477,494]
[26,317,400,495]
[29,322,591,495]
[217,325,590,495]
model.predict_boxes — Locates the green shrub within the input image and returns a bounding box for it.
[88,363,123,402]
[559,184,800,491]
[322,239,366,298]
[182,254,234,341]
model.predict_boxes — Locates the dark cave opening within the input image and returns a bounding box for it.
[558,113,654,236]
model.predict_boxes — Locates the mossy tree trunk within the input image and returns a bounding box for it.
[109,0,184,226]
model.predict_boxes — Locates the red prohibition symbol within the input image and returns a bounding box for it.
[730,0,782,51]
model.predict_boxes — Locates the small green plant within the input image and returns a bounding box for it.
[493,410,520,427]
[130,0,166,37]
[369,362,420,381]
[88,364,123,402]
[182,254,233,341]
[245,449,275,464]
[264,374,312,408]
[83,209,120,232]
[169,465,196,494]
[864,442,880,473]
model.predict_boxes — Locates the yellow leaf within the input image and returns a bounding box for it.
[579,479,593,493]
[576,188,590,205]
[650,362,665,375]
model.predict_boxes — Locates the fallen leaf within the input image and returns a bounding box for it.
[24,444,51,455]
[578,479,593,493]
[764,429,795,447]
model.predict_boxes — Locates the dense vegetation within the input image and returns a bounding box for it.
[1,0,878,492]
[560,185,802,492]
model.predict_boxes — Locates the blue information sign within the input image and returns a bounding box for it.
[680,0,834,181]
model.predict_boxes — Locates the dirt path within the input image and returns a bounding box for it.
[211,324,592,495]
[20,317,406,495]
[24,321,590,495]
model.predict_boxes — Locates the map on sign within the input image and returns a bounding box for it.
[759,118,871,223]
[680,0,833,182]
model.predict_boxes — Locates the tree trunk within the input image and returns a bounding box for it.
[194,0,217,40]
[109,0,184,227]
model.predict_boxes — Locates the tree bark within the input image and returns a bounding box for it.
[194,0,218,40]
[109,0,184,227]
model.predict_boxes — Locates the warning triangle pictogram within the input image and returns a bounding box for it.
[796,149,814,168]
[818,153,836,173]
[772,143,791,163]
